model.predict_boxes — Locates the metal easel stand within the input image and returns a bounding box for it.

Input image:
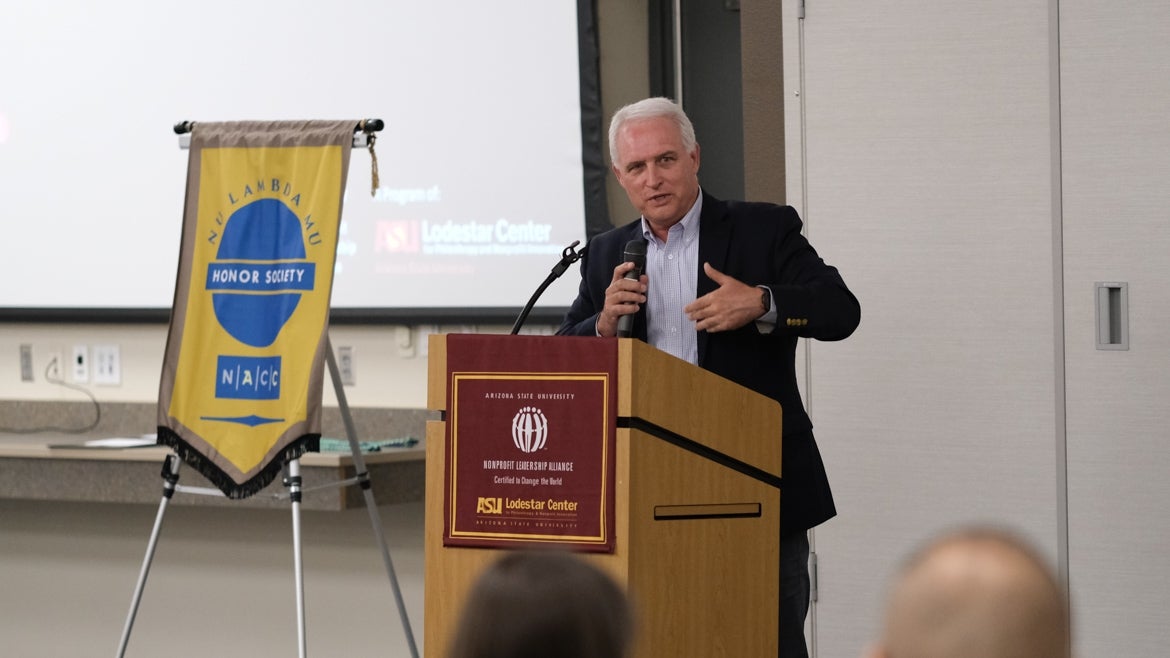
[116,337,419,658]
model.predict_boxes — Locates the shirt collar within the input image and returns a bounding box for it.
[641,190,703,246]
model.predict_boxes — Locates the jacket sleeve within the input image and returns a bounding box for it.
[556,232,618,337]
[557,266,601,337]
[765,206,860,342]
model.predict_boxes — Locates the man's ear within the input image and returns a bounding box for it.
[861,642,887,658]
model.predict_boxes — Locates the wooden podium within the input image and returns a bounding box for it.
[424,335,781,657]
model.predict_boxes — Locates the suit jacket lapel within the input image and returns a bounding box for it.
[696,191,730,365]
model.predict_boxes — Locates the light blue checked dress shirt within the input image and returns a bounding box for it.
[641,193,703,365]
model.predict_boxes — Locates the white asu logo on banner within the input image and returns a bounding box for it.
[511,406,548,453]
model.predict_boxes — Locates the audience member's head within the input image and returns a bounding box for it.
[447,549,634,658]
[867,527,1070,658]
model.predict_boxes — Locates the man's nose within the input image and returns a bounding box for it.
[644,164,663,187]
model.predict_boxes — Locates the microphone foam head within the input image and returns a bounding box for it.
[623,239,647,268]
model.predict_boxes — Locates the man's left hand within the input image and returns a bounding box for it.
[685,262,766,333]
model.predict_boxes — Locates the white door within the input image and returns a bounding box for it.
[1060,2,1170,655]
[781,2,1063,655]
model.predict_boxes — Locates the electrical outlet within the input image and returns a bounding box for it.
[92,344,121,386]
[45,348,63,382]
[337,345,355,386]
[19,344,34,382]
[394,325,415,358]
[72,345,89,383]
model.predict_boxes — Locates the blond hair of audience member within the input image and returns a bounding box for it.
[447,550,634,658]
[868,528,1071,658]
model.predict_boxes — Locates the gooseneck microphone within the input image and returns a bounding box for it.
[509,240,588,335]
[615,239,648,338]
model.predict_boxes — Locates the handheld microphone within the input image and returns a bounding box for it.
[615,239,647,338]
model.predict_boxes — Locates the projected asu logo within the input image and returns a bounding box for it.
[205,198,317,347]
[511,406,549,453]
[375,220,420,253]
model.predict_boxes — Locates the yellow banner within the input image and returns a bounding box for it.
[158,120,355,498]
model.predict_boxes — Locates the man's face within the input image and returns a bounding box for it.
[612,117,701,232]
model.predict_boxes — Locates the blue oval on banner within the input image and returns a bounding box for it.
[209,198,313,347]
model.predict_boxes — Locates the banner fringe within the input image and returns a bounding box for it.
[157,427,321,500]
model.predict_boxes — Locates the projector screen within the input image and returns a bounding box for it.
[0,1,604,321]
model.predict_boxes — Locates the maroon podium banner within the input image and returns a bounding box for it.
[444,334,618,552]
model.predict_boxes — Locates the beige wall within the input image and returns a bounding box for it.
[1,322,469,409]
[0,498,425,658]
[597,0,649,225]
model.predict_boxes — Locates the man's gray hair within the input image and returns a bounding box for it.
[608,97,697,165]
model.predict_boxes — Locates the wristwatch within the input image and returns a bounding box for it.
[759,286,771,314]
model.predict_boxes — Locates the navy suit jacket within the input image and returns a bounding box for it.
[557,192,860,535]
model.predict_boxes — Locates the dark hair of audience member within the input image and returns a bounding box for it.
[447,549,634,658]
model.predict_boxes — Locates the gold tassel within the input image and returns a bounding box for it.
[368,132,380,197]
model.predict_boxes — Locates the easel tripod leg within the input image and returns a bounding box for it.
[325,339,420,658]
[287,459,308,658]
[357,474,420,658]
[116,454,181,658]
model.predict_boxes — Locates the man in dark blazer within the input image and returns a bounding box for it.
[558,97,860,658]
